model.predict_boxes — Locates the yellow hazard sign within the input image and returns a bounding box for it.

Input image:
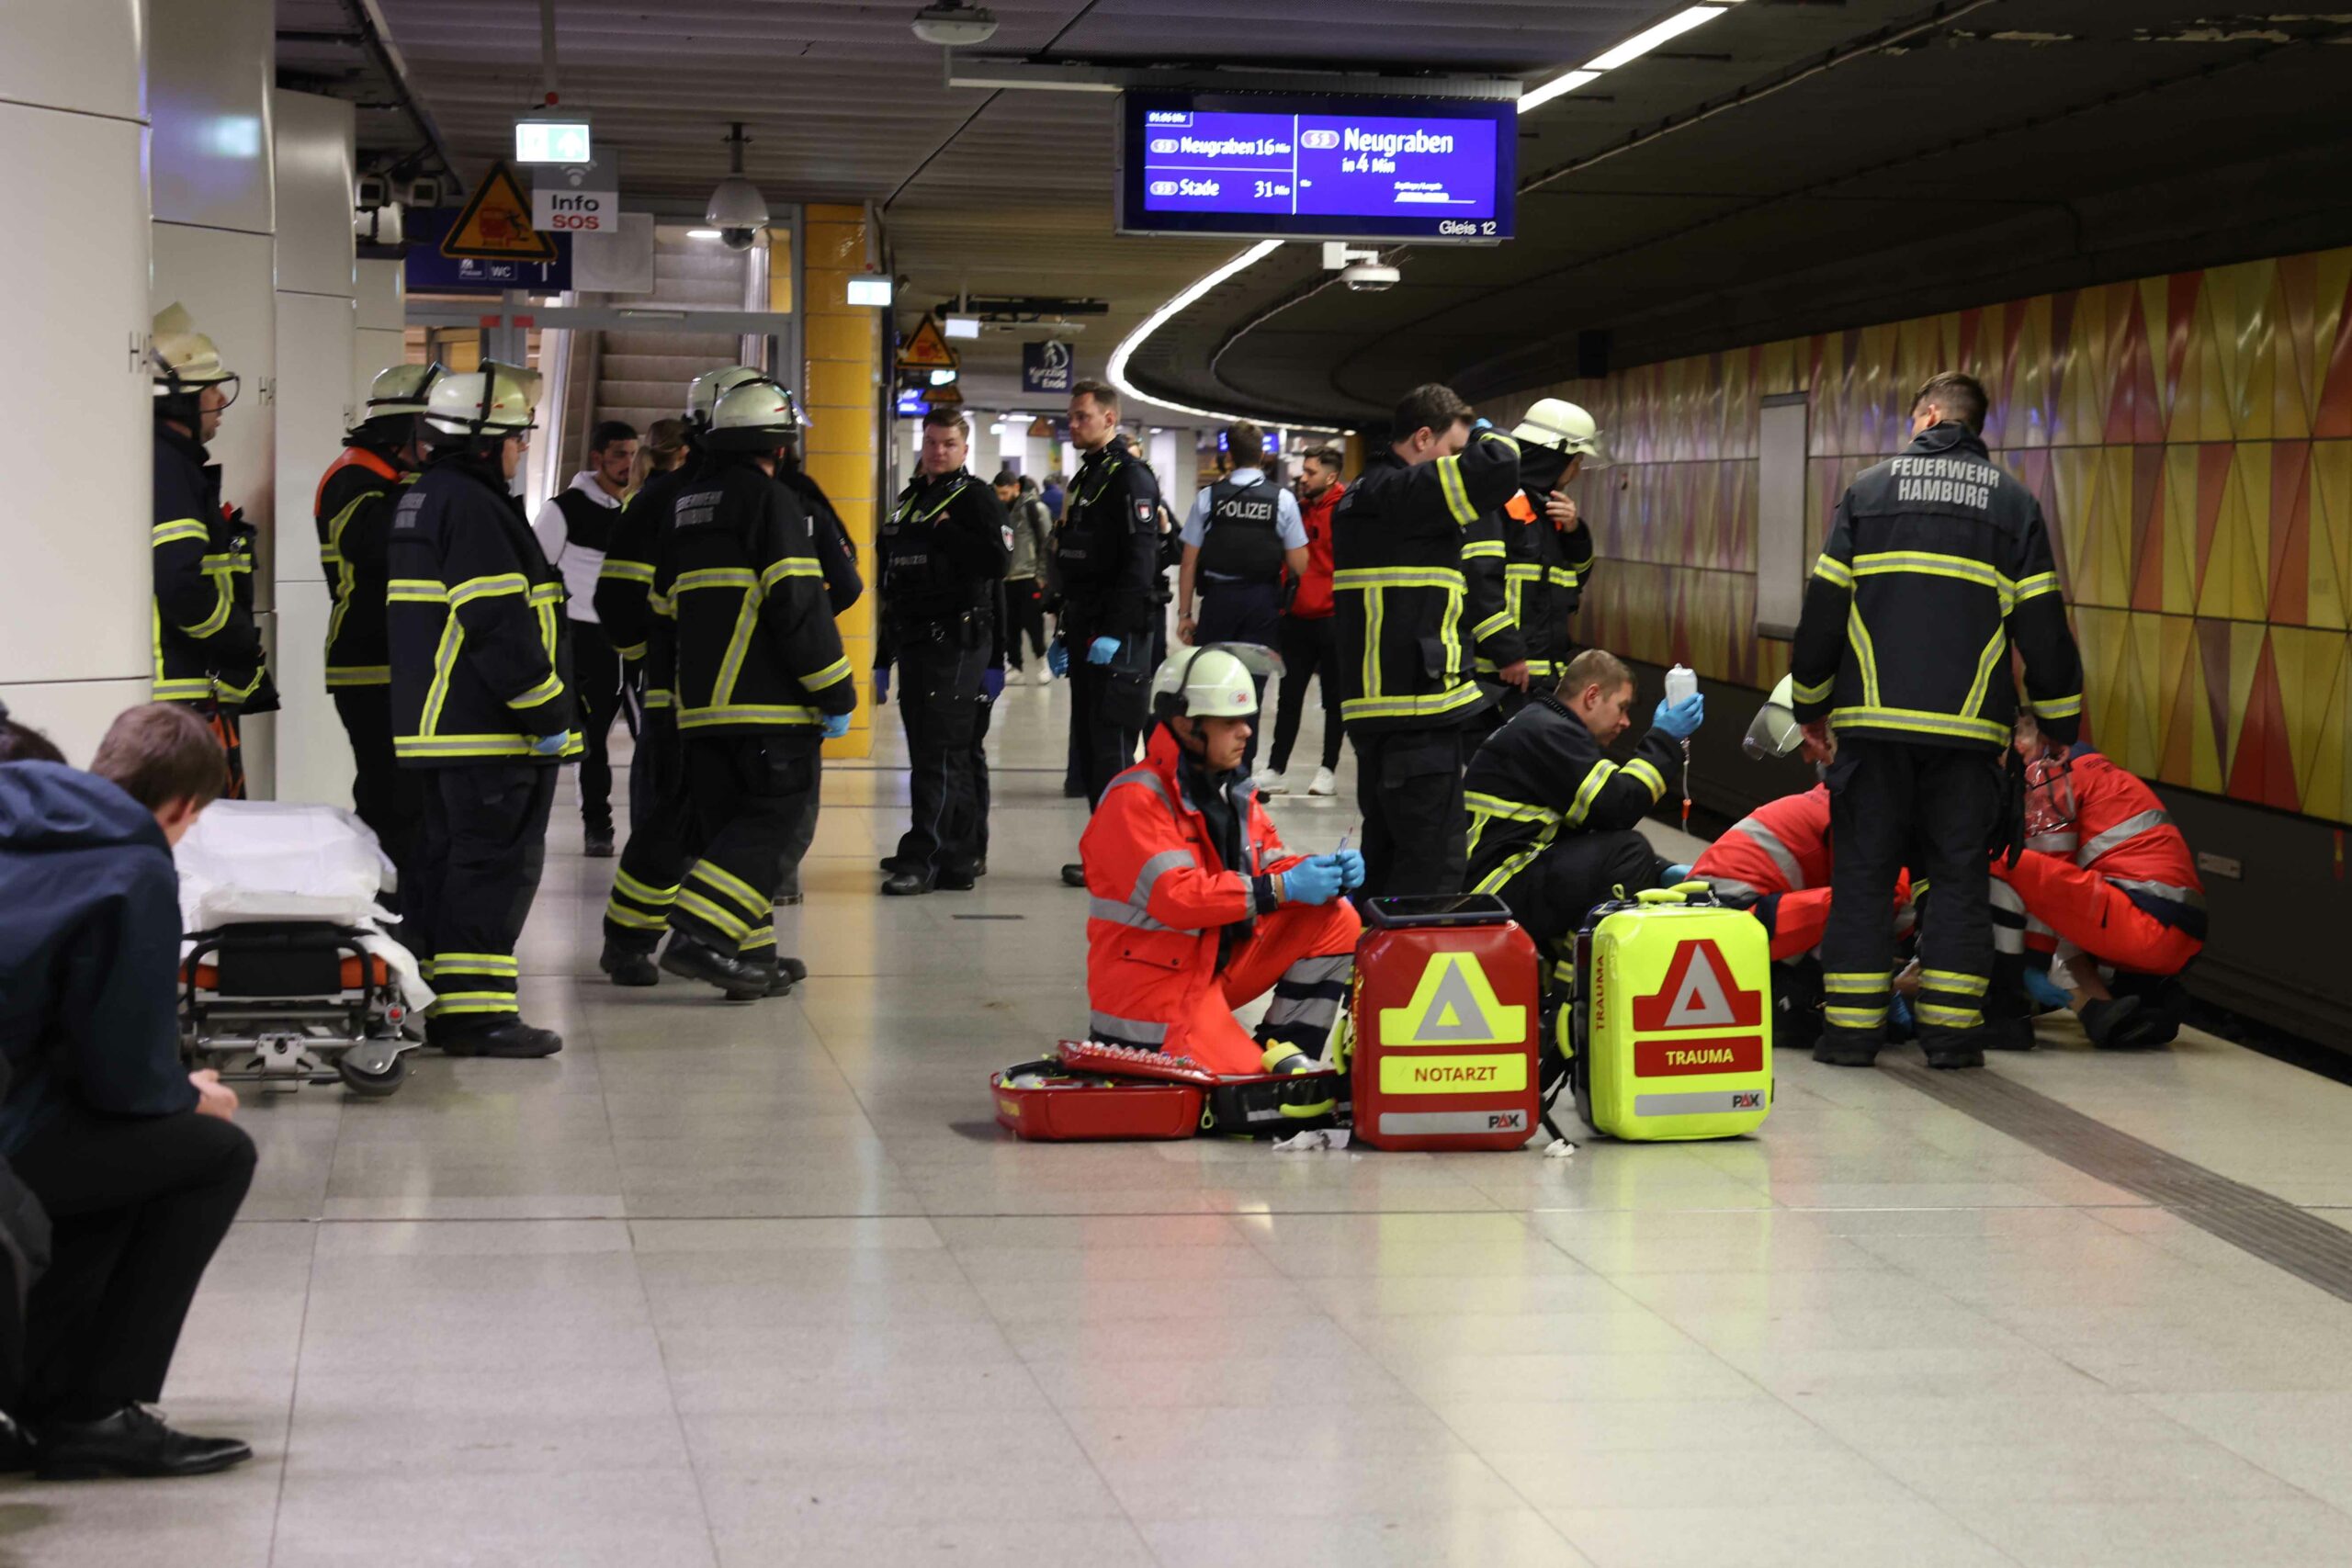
[441,160,558,262]
[1376,952,1528,1046]
[897,315,960,371]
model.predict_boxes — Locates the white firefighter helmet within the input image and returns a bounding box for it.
[365,361,443,419]
[1151,645,1273,723]
[151,302,239,405]
[1743,674,1804,761]
[704,378,805,452]
[687,365,772,425]
[1510,397,1611,468]
[423,361,541,440]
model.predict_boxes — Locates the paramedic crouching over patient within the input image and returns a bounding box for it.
[0,705,255,1480]
[1080,648,1364,1076]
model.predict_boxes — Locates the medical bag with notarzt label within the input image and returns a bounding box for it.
[1569,885,1773,1141]
[1350,895,1543,1151]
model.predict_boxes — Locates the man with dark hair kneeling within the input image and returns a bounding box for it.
[1461,649,1704,948]
[1080,648,1364,1075]
[0,704,256,1478]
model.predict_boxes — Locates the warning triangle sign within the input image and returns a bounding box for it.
[897,315,960,371]
[1377,952,1529,1047]
[927,378,964,405]
[441,160,558,262]
[1632,939,1762,1032]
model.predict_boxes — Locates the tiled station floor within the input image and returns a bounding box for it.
[10,677,2352,1567]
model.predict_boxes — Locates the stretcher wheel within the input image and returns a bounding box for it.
[336,1053,408,1098]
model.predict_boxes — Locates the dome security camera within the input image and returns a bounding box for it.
[718,226,761,253]
[705,124,769,244]
[1342,262,1400,293]
[912,2,998,45]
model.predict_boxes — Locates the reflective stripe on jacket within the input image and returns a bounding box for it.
[1460,694,1679,898]
[153,423,276,712]
[315,444,410,689]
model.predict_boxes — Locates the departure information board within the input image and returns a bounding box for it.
[1116,91,1515,243]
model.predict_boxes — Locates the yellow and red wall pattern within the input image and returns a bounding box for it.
[1498,245,2352,826]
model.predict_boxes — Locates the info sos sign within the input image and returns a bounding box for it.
[532,188,615,233]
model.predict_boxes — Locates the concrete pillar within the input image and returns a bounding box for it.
[802,204,884,760]
[152,0,279,792]
[0,2,152,760]
[270,89,358,807]
[355,261,408,412]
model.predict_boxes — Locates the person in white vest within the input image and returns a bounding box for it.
[532,421,639,856]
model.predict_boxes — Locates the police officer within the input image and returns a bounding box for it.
[388,363,574,1058]
[1174,420,1306,777]
[1333,383,1522,897]
[1048,378,1164,886]
[655,379,856,993]
[151,304,276,783]
[595,366,771,985]
[315,362,441,884]
[1791,370,2084,1070]
[875,408,1010,896]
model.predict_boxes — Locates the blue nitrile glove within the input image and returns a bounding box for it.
[1332,849,1365,890]
[1087,636,1121,666]
[1281,855,1346,907]
[1664,863,1693,883]
[874,664,890,705]
[981,667,1005,701]
[527,732,567,756]
[1046,637,1069,677]
[2024,966,2071,1010]
[1471,417,1494,432]
[1654,694,1705,739]
[820,711,853,740]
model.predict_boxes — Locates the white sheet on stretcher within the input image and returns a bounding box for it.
[173,800,435,1011]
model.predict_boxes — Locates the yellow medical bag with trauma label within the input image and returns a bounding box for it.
[1565,884,1774,1141]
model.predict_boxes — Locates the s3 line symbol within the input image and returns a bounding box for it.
[1301,129,1340,150]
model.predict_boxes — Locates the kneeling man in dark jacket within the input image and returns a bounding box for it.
[0,704,256,1480]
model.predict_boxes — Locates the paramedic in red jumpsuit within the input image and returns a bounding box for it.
[1080,646,1364,1076]
[1992,715,2204,1047]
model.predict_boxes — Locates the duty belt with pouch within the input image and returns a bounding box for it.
[888,607,988,649]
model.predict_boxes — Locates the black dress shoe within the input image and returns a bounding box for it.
[881,871,931,897]
[935,871,977,892]
[435,1019,564,1058]
[583,830,616,858]
[660,935,770,999]
[1060,863,1088,888]
[599,943,659,987]
[33,1404,252,1481]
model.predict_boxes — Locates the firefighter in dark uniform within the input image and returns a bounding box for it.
[654,380,856,994]
[1791,370,2085,1070]
[387,363,575,1058]
[1333,383,1522,898]
[1506,398,1604,694]
[1174,420,1306,777]
[315,361,441,885]
[875,408,1010,896]
[1048,379,1164,886]
[595,367,790,988]
[1460,504,1531,735]
[151,305,277,784]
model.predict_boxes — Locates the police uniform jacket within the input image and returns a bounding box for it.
[1461,695,1679,898]
[877,467,1010,634]
[387,452,577,764]
[1051,435,1162,643]
[1330,426,1521,735]
[1791,422,2083,750]
[314,441,413,692]
[657,456,855,735]
[153,424,277,713]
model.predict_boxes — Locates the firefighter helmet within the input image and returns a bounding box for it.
[687,365,772,426]
[703,378,804,453]
[423,362,541,441]
[1150,645,1272,723]
[151,302,240,410]
[1510,398,1611,468]
[1743,675,1804,761]
[365,361,444,419]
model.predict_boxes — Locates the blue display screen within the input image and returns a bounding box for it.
[1118,92,1514,243]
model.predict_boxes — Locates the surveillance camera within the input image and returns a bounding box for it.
[912,2,998,45]
[354,173,390,211]
[719,226,762,252]
[1341,262,1400,293]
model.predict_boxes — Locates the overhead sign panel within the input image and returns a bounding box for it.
[1022,341,1075,395]
[406,207,571,293]
[1117,91,1515,243]
[442,161,557,261]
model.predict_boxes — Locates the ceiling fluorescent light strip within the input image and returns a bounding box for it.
[1106,241,1349,432]
[1518,4,1731,116]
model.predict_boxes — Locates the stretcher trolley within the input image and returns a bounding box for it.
[180,923,416,1097]
[171,799,426,1099]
